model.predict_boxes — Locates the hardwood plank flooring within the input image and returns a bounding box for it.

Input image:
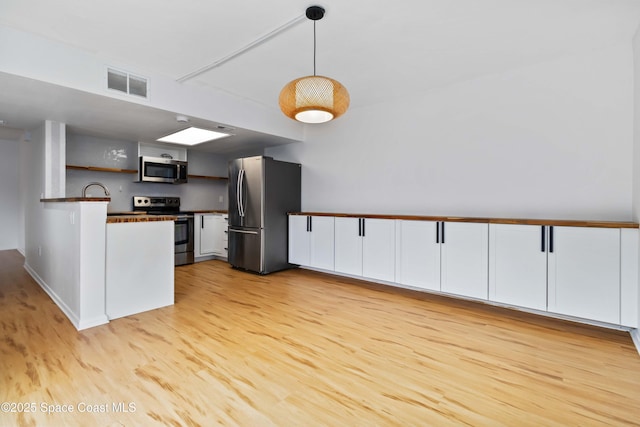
[1,249,640,426]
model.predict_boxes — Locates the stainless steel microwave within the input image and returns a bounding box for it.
[139,156,188,184]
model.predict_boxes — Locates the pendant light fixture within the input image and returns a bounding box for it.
[279,6,350,124]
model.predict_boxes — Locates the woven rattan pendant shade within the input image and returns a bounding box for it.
[279,6,349,123]
[279,75,349,123]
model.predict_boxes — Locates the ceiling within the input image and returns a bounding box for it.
[1,0,640,152]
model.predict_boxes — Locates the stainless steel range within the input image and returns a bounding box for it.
[133,196,194,266]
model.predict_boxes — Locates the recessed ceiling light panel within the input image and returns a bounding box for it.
[157,127,231,146]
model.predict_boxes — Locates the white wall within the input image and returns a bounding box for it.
[632,24,640,343]
[0,138,20,250]
[267,42,634,221]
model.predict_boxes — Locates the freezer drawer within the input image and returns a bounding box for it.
[228,227,263,273]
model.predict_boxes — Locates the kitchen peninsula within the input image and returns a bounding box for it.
[35,197,175,330]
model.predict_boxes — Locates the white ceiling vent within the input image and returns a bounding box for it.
[107,68,148,98]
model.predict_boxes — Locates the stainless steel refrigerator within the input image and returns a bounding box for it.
[228,156,301,274]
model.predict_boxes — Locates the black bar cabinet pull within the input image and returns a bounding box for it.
[436,222,440,244]
[358,218,362,236]
[549,226,554,253]
[541,226,545,252]
[309,216,312,233]
[441,222,445,244]
[362,218,365,237]
[201,216,204,229]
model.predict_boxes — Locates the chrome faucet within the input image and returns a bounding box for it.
[82,182,111,197]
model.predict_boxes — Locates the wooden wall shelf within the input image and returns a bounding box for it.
[66,165,137,174]
[188,175,228,181]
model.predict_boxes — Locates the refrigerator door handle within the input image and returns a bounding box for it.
[238,169,246,217]
[236,169,242,217]
[229,228,259,235]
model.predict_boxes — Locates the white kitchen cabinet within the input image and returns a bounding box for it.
[212,214,228,259]
[440,222,489,299]
[334,217,363,276]
[334,217,395,282]
[288,215,335,270]
[490,224,626,325]
[489,224,548,311]
[289,215,310,265]
[395,220,440,291]
[548,226,620,324]
[396,220,488,299]
[195,213,227,260]
[199,214,216,255]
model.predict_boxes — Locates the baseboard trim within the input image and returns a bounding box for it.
[23,262,108,330]
[631,329,640,356]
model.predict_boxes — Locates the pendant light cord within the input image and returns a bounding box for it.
[313,20,317,76]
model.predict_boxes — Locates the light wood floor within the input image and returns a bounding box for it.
[2,249,640,426]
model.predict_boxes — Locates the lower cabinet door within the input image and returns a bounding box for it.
[199,214,216,255]
[362,218,395,282]
[288,215,310,265]
[212,215,226,256]
[547,226,620,324]
[395,220,440,291]
[440,222,488,300]
[334,217,395,281]
[334,217,363,276]
[309,216,335,270]
[489,224,547,311]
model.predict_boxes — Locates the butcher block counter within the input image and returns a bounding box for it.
[106,214,177,223]
[288,212,639,228]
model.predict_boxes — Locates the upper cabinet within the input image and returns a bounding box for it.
[138,142,187,161]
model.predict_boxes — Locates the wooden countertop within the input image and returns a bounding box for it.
[190,210,228,214]
[288,212,639,229]
[41,197,111,202]
[106,215,177,224]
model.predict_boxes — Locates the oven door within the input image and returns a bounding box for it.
[174,215,194,265]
